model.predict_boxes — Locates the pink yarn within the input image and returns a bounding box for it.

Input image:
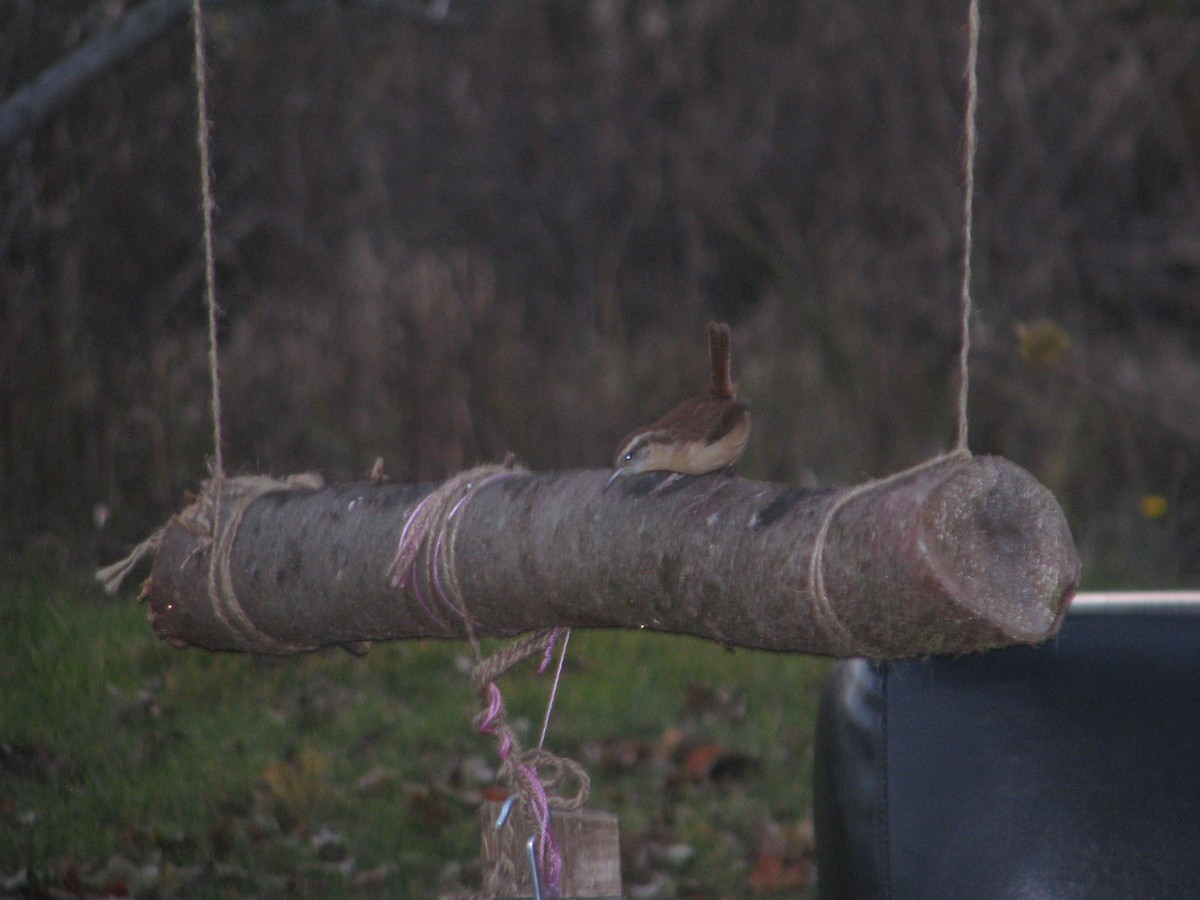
[475,644,566,896]
[390,469,566,895]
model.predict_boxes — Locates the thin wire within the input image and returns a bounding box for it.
[537,628,571,750]
[956,0,980,452]
[190,0,225,484]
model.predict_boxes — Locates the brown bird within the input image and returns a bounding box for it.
[608,322,750,486]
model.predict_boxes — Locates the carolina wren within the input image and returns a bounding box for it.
[608,322,750,486]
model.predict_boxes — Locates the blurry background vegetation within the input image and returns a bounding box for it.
[3,0,1200,584]
[3,1,1200,895]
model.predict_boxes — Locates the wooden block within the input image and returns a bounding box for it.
[480,800,621,899]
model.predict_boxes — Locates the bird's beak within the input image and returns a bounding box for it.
[606,469,626,488]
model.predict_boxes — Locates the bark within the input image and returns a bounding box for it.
[142,454,1080,658]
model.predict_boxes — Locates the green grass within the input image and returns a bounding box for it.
[0,564,829,897]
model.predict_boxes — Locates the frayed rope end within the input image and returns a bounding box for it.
[95,526,166,595]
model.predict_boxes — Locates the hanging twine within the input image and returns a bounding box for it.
[190,0,223,484]
[97,1,237,609]
[100,0,224,594]
[956,0,980,452]
[185,0,240,637]
[810,0,981,653]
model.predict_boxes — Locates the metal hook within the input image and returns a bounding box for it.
[494,797,545,898]
[494,795,518,829]
[525,835,544,900]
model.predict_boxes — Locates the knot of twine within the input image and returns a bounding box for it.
[183,472,325,654]
[807,449,970,656]
[388,463,525,639]
[473,628,589,898]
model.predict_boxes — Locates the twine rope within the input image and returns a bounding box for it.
[95,0,230,604]
[806,450,969,655]
[956,0,980,452]
[185,474,324,653]
[808,0,981,652]
[187,0,237,636]
[191,0,223,486]
[387,464,524,639]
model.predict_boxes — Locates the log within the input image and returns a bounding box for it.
[139,454,1080,658]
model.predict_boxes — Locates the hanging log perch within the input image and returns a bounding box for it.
[130,453,1079,658]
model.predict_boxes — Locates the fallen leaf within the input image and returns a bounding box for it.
[747,851,814,894]
[682,743,724,782]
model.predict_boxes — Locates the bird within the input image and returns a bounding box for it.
[608,322,750,487]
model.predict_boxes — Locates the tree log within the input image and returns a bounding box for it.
[141,454,1079,658]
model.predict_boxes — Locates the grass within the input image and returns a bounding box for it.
[0,563,829,897]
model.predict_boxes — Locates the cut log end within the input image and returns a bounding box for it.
[819,455,1080,658]
[923,455,1079,640]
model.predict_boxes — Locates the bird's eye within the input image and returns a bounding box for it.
[624,451,633,462]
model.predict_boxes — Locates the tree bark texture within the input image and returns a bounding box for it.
[145,455,1080,658]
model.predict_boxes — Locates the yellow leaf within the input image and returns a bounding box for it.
[1016,319,1070,367]
[259,748,330,831]
[1139,494,1168,519]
